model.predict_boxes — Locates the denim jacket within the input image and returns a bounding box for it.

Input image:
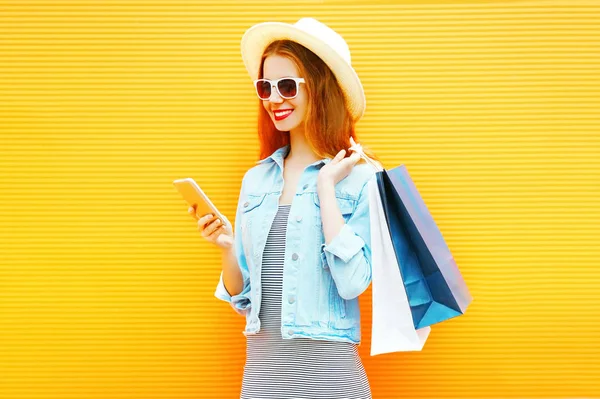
[214,144,377,345]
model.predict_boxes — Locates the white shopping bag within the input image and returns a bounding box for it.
[369,177,431,356]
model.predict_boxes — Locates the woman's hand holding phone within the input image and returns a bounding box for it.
[188,204,233,250]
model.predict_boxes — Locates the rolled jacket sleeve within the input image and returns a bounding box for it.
[322,173,376,300]
[213,172,252,316]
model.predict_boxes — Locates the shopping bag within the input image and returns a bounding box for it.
[378,166,472,329]
[349,137,472,348]
[369,177,431,356]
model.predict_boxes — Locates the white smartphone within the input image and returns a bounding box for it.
[173,178,228,227]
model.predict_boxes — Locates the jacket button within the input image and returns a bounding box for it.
[243,201,249,208]
[288,295,295,304]
[303,184,308,190]
[296,215,302,222]
[292,253,299,261]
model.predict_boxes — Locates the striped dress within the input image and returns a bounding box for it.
[241,204,372,399]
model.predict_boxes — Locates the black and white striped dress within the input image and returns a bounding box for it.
[241,204,372,399]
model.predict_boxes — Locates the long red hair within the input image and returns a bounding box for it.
[255,40,381,168]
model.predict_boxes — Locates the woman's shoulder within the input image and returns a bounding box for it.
[240,163,272,193]
[352,161,379,185]
[243,162,269,179]
[329,162,377,200]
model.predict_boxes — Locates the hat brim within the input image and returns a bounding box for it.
[241,21,365,121]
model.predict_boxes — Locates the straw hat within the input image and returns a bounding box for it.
[240,17,366,121]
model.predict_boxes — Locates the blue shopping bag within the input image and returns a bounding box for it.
[376,166,473,329]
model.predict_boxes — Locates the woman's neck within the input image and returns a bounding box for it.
[286,127,320,166]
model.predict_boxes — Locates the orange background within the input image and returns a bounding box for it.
[1,1,600,398]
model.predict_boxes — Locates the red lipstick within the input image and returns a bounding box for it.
[273,109,294,121]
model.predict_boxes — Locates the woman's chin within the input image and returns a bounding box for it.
[274,117,298,130]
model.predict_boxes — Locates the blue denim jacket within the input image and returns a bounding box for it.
[214,144,377,345]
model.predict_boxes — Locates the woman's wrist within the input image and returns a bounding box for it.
[317,176,334,194]
[221,244,235,254]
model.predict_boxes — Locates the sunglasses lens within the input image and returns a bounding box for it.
[256,80,271,99]
[278,79,298,98]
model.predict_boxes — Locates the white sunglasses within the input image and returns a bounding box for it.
[253,77,305,100]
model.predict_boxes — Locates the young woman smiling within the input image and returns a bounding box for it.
[189,17,382,399]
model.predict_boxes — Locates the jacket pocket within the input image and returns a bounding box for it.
[316,193,356,271]
[313,193,356,225]
[242,193,266,214]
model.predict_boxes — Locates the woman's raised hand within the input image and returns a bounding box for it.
[188,204,234,250]
[317,148,361,187]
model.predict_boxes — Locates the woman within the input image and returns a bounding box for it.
[190,18,382,399]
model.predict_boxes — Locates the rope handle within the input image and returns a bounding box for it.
[349,137,383,172]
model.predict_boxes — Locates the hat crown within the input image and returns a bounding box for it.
[293,18,351,64]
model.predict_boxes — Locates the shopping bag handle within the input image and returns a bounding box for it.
[349,137,384,172]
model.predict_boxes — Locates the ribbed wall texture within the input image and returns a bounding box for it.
[1,1,599,398]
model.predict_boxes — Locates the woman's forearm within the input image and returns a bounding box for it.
[316,175,372,300]
[221,246,244,296]
[317,178,345,245]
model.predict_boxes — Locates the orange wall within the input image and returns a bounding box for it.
[1,1,599,398]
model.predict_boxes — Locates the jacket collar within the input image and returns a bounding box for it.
[256,144,332,168]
